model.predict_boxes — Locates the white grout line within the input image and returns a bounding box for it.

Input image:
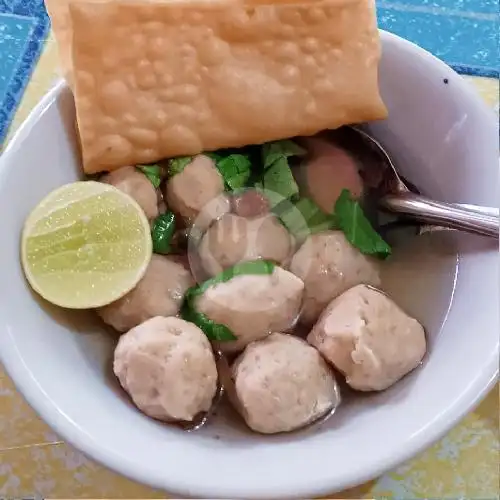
[0,441,64,453]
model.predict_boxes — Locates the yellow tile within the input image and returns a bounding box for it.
[0,367,60,450]
[0,443,164,498]
[374,387,499,498]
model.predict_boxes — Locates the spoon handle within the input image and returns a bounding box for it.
[380,192,499,238]
[456,203,499,218]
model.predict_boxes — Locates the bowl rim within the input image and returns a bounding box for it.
[0,29,498,499]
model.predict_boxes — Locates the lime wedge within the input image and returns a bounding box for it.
[21,181,152,309]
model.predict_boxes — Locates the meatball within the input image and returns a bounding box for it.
[198,213,247,277]
[101,166,159,219]
[195,266,304,353]
[114,316,218,422]
[165,155,229,227]
[199,213,292,276]
[290,230,381,325]
[300,137,363,213]
[231,189,270,218]
[97,255,194,332]
[230,333,340,434]
[307,284,426,391]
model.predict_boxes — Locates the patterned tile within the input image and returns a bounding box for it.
[0,367,59,450]
[0,0,49,144]
[377,0,499,77]
[0,443,165,498]
[379,0,498,16]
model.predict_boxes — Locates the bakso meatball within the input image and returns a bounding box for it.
[101,166,159,219]
[165,154,229,227]
[246,216,292,265]
[300,137,363,213]
[198,214,247,276]
[230,333,340,434]
[97,255,194,332]
[308,284,426,391]
[199,213,292,276]
[290,230,381,325]
[195,266,304,353]
[231,189,270,218]
[114,316,218,422]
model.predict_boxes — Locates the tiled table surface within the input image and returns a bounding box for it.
[1,23,500,500]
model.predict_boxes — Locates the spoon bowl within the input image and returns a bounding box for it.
[334,126,499,238]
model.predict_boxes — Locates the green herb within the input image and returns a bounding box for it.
[151,212,176,254]
[168,156,193,177]
[276,197,336,241]
[334,189,391,259]
[182,260,275,341]
[253,180,264,191]
[188,260,275,299]
[261,156,299,205]
[181,304,237,342]
[215,154,252,190]
[262,140,307,169]
[136,164,162,188]
[258,140,305,204]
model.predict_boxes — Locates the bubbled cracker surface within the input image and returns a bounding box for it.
[69,0,387,173]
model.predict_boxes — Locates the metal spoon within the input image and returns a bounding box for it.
[338,126,499,238]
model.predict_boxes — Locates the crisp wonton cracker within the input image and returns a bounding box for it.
[45,0,74,83]
[68,0,387,173]
[45,0,101,85]
[45,0,170,85]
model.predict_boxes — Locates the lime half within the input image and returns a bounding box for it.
[21,181,152,309]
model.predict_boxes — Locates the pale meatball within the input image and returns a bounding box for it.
[231,333,340,434]
[199,213,292,276]
[196,266,304,353]
[165,155,228,227]
[231,189,270,218]
[290,230,381,325]
[307,284,426,391]
[198,213,247,277]
[101,166,159,219]
[114,316,218,422]
[97,255,194,332]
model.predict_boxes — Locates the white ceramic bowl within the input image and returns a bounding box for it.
[0,31,498,499]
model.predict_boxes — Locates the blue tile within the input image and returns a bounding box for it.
[0,0,49,145]
[0,15,36,104]
[378,7,499,76]
[378,0,498,16]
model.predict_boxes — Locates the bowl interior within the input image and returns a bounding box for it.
[0,31,498,499]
